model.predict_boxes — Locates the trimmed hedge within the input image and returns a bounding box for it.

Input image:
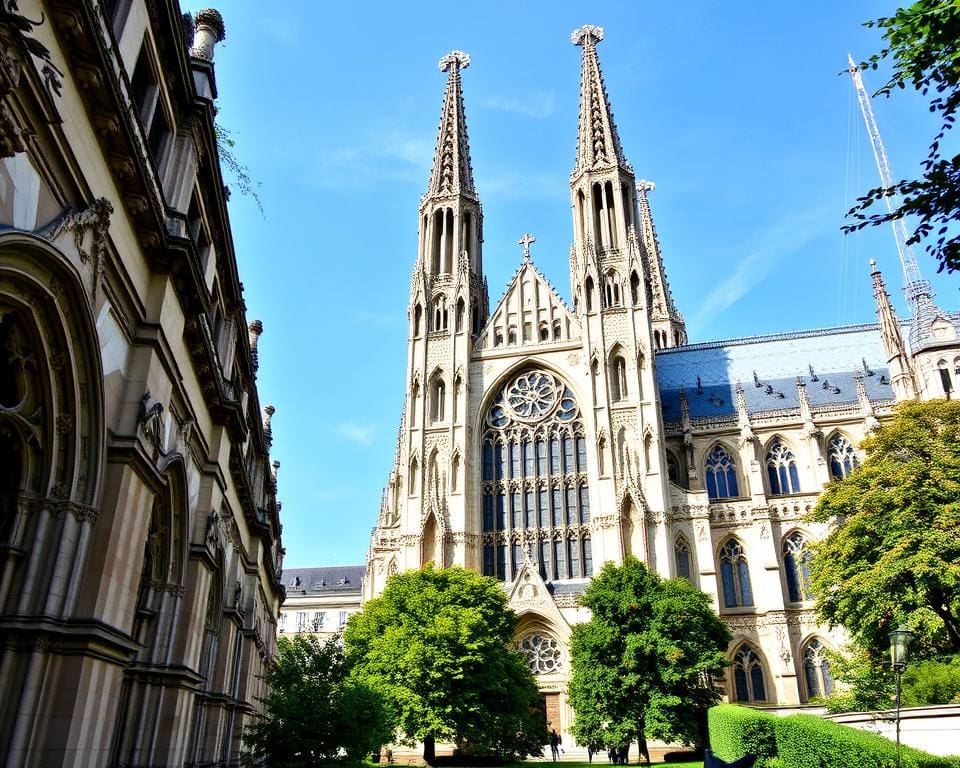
[707,705,777,764]
[773,713,960,768]
[708,704,960,768]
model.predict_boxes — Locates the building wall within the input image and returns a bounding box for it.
[0,3,283,766]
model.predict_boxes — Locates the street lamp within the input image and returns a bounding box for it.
[889,625,914,768]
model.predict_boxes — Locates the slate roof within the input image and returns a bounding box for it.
[280,565,364,595]
[656,322,895,422]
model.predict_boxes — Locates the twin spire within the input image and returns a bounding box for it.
[425,26,630,201]
[425,51,476,201]
[571,25,629,176]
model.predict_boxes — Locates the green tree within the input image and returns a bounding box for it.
[568,557,730,764]
[814,643,896,713]
[809,399,960,659]
[342,565,546,763]
[844,0,960,273]
[241,633,390,768]
[902,653,960,705]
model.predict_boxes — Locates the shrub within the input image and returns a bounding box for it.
[773,713,960,768]
[708,705,960,768]
[707,705,777,764]
[902,655,960,707]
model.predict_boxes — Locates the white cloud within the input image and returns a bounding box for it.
[482,91,556,120]
[688,205,834,335]
[308,128,434,190]
[335,421,376,446]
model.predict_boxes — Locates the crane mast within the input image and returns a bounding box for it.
[847,53,932,314]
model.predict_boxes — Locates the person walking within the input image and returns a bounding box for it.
[587,743,594,764]
[550,729,561,762]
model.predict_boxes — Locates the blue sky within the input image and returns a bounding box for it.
[190,2,957,569]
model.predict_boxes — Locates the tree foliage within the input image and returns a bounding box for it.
[568,557,730,758]
[342,565,546,762]
[902,653,960,705]
[844,0,960,273]
[241,633,391,768]
[215,120,263,214]
[814,644,896,713]
[809,399,960,659]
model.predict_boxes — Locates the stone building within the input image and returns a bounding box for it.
[364,27,960,737]
[278,565,365,640]
[0,2,283,766]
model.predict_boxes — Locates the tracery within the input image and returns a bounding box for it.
[481,369,592,582]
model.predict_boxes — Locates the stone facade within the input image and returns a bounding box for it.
[0,3,283,766]
[364,26,960,739]
[278,565,364,639]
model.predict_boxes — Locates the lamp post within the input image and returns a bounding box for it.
[889,625,913,768]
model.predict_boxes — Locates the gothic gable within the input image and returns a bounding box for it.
[475,261,580,352]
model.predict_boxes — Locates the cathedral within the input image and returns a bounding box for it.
[363,25,960,735]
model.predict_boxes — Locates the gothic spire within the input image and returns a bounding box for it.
[870,260,917,401]
[425,51,476,201]
[571,25,629,177]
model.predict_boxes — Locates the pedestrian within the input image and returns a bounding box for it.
[587,743,594,763]
[550,729,561,762]
[618,744,628,765]
[608,746,617,764]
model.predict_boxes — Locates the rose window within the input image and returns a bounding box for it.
[519,632,563,675]
[505,370,558,422]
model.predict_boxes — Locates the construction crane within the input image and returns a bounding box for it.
[847,53,934,315]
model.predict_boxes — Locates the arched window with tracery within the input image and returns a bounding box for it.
[827,434,859,480]
[766,439,800,495]
[802,638,834,700]
[675,535,692,581]
[719,538,753,608]
[782,531,813,603]
[432,296,448,332]
[705,445,739,500]
[732,644,767,702]
[481,369,590,583]
[603,270,622,308]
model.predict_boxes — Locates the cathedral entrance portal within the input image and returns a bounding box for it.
[543,692,561,732]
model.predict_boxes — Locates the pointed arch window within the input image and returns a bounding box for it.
[413,304,423,337]
[719,538,753,608]
[480,369,590,582]
[782,531,813,603]
[802,638,834,699]
[455,298,465,332]
[585,277,595,313]
[610,354,628,401]
[705,445,739,500]
[630,270,640,306]
[603,270,623,308]
[766,439,800,495]
[675,535,692,581]
[828,434,859,480]
[733,644,767,702]
[432,296,448,332]
[430,378,445,423]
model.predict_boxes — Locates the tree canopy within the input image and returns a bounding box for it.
[567,557,730,760]
[342,565,546,762]
[809,399,960,659]
[844,0,960,273]
[241,633,391,768]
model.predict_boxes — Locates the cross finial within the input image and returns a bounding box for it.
[439,50,470,74]
[518,233,536,261]
[571,25,604,47]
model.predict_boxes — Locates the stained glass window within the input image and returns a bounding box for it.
[705,445,739,500]
[719,539,753,608]
[766,439,800,494]
[828,434,859,480]
[675,535,692,581]
[803,639,834,699]
[481,370,590,581]
[733,645,767,702]
[783,532,813,603]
